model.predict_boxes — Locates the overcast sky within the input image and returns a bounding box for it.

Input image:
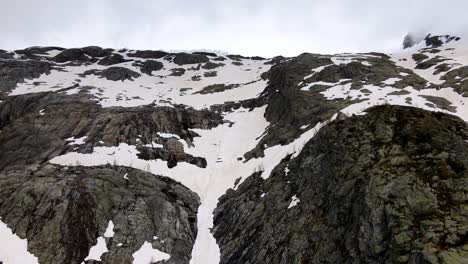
[1,0,467,57]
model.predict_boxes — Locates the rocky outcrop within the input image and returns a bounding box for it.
[127,50,168,59]
[133,60,164,75]
[0,164,200,264]
[213,105,468,264]
[0,92,224,170]
[167,53,210,65]
[0,59,52,97]
[53,47,113,63]
[98,54,131,66]
[80,67,141,81]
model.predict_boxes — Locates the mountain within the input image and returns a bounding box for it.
[0,34,467,264]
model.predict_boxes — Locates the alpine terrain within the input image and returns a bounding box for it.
[0,33,467,264]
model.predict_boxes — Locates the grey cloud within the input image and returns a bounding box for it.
[0,0,467,57]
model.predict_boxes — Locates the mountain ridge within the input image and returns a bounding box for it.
[0,34,467,264]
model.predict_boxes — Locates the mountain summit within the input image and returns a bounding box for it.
[403,32,461,49]
[0,35,467,264]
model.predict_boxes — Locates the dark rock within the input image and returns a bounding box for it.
[194,84,240,95]
[441,66,468,96]
[0,51,14,60]
[134,60,164,75]
[168,53,210,65]
[415,56,448,70]
[214,105,468,264]
[0,92,224,170]
[420,95,457,112]
[127,50,168,59]
[227,54,247,61]
[170,68,186,76]
[98,54,131,66]
[412,53,429,63]
[425,34,461,48]
[81,67,141,81]
[81,46,114,57]
[0,60,52,97]
[0,164,200,264]
[202,62,224,70]
[54,48,95,63]
[203,71,217,77]
[192,51,218,57]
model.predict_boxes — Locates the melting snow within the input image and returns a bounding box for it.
[132,241,170,264]
[104,220,115,238]
[65,136,88,145]
[84,237,108,262]
[288,195,300,209]
[84,220,114,262]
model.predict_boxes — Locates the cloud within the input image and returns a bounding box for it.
[0,0,467,57]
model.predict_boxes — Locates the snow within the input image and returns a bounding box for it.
[132,241,170,264]
[39,109,45,116]
[84,220,114,262]
[382,77,400,85]
[320,83,468,121]
[0,219,39,264]
[50,107,271,264]
[84,237,108,261]
[143,142,164,148]
[288,195,300,209]
[123,173,129,180]
[9,54,271,110]
[65,136,88,145]
[157,132,180,139]
[104,220,115,238]
[301,79,351,91]
[391,37,468,86]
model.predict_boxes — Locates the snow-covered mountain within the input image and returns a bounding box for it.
[0,34,467,264]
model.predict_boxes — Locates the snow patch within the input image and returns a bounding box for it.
[0,219,39,264]
[132,241,170,264]
[65,136,88,145]
[288,195,300,209]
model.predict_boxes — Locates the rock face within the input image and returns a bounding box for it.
[213,105,468,264]
[0,164,200,264]
[0,92,223,171]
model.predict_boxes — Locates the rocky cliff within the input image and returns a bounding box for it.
[0,34,467,264]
